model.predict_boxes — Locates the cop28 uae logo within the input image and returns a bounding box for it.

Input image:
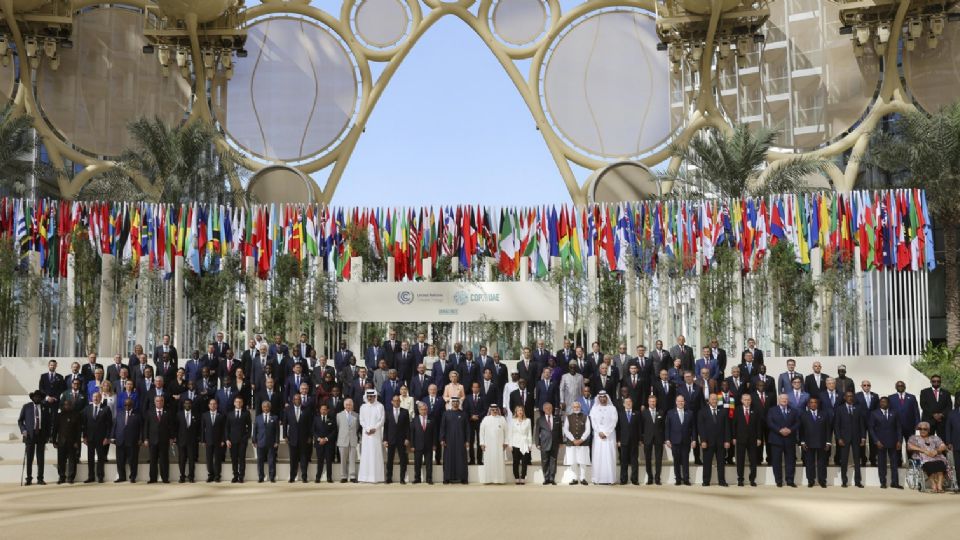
[397,291,414,305]
[453,290,470,306]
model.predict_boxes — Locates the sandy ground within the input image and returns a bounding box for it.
[0,482,955,539]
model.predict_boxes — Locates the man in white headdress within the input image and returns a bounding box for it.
[478,404,507,484]
[358,390,385,483]
[563,400,592,485]
[589,390,618,485]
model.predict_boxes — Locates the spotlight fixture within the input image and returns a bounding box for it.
[49,55,60,71]
[736,36,751,57]
[907,17,923,39]
[876,23,890,44]
[218,49,232,70]
[718,39,731,60]
[689,42,703,63]
[926,31,938,49]
[236,48,248,58]
[43,37,57,59]
[142,44,155,54]
[930,15,945,36]
[157,44,171,76]
[855,25,871,46]
[175,46,188,68]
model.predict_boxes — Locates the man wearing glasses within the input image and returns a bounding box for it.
[856,380,880,467]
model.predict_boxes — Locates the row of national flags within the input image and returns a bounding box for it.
[0,189,935,280]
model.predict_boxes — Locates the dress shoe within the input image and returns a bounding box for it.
[178,478,185,484]
[37,480,46,485]
[115,479,126,483]
[819,483,827,488]
[580,480,588,485]
[413,480,421,484]
[461,480,468,485]
[427,480,434,485]
[675,481,682,486]
[703,482,711,487]
[98,479,104,483]
[302,479,309,484]
[258,479,264,483]
[841,482,848,488]
[57,479,65,485]
[694,460,702,465]
[683,480,691,486]
[787,483,797,488]
[289,479,296,483]
[776,482,783,487]
[327,479,333,483]
[147,480,157,484]
[892,484,903,489]
[750,481,757,487]
[737,480,744,487]
[808,482,815,488]
[130,479,136,483]
[655,479,662,485]
[84,479,95,484]
[570,480,579,485]
[631,481,639,485]
[350,478,358,483]
[162,480,170,484]
[400,480,406,485]
[270,478,276,483]
[316,478,322,483]
[719,482,728,487]
[855,483,864,488]
[620,481,629,485]
[385,480,393,484]
[232,478,239,483]
[646,479,654,485]
[880,483,887,489]
[24,479,32,486]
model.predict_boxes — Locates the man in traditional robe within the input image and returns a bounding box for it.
[589,391,618,485]
[560,361,584,414]
[440,397,469,484]
[563,400,591,485]
[478,404,507,484]
[358,390,385,483]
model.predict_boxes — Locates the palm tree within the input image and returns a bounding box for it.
[867,101,960,347]
[666,124,827,198]
[80,117,246,203]
[0,104,37,197]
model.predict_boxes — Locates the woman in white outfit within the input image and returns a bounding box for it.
[509,406,533,485]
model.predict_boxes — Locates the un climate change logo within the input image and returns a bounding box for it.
[453,291,470,306]
[397,291,414,305]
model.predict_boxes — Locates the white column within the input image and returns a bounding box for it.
[422,257,432,280]
[135,271,149,348]
[551,256,564,349]
[658,271,670,343]
[60,253,76,357]
[344,256,363,358]
[173,255,185,351]
[21,251,42,357]
[483,258,494,282]
[587,255,598,345]
[854,246,867,354]
[387,257,396,282]
[244,255,256,343]
[519,256,529,348]
[810,247,823,355]
[625,265,638,350]
[98,253,116,357]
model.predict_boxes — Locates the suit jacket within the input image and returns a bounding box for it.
[142,408,173,446]
[224,408,252,445]
[919,387,953,424]
[738,362,759,388]
[536,412,562,452]
[534,379,559,411]
[80,362,104,387]
[82,403,114,443]
[835,377,856,396]
[212,340,230,359]
[217,356,244,382]
[112,409,142,446]
[364,346,385,372]
[726,375,747,399]
[106,363,127,386]
[855,391,880,415]
[710,348,728,376]
[285,374,311,403]
[617,409,643,448]
[381,339,401,368]
[410,342,430,366]
[621,373,646,408]
[694,357,720,381]
[697,407,730,446]
[485,361,509,390]
[731,406,760,444]
[295,342,316,361]
[410,373,432,402]
[509,388,535,421]
[778,372,803,395]
[943,409,960,448]
[457,361,482,390]
[200,410,226,446]
[480,380,502,413]
[252,413,280,448]
[39,372,66,403]
[648,349,672,374]
[833,404,866,444]
[741,348,764,366]
[766,406,800,446]
[464,392,487,423]
[804,373,829,397]
[384,406,411,446]
[651,379,675,414]
[515,359,540,386]
[665,408,696,445]
[335,410,360,447]
[18,402,52,443]
[799,409,832,448]
[591,373,620,399]
[312,412,338,446]
[60,389,87,412]
[176,410,200,445]
[676,383,703,413]
[888,392,920,434]
[338,364,360,389]
[555,348,575,366]
[669,344,695,373]
[530,348,552,370]
[785,389,810,411]
[154,358,178,380]
[409,413,434,451]
[640,407,665,445]
[283,406,313,446]
[820,390,843,415]
[868,409,901,448]
[380,378,402,405]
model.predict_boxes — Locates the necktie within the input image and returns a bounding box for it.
[884,410,888,420]
[264,414,268,424]
[627,411,632,423]
[632,375,637,386]
[548,416,552,429]
[394,409,399,423]
[679,410,684,423]
[94,406,99,418]
[934,389,939,400]
[35,406,40,430]
[186,413,191,427]
[422,417,426,430]
[781,407,787,416]
[848,405,853,414]
[157,410,162,421]
[745,410,750,424]
[236,410,240,419]
[663,381,667,391]
[712,408,716,419]
[296,408,300,422]
[760,394,765,406]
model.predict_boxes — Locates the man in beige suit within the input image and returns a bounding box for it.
[337,398,361,483]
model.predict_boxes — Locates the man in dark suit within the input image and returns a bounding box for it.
[834,391,866,487]
[799,397,832,487]
[555,338,575,367]
[200,397,226,482]
[708,338,728,378]
[143,375,172,415]
[396,341,415,386]
[252,400,280,482]
[410,333,430,368]
[534,367,559,414]
[695,347,720,384]
[225,396,251,482]
[364,339,384,372]
[531,339,551,372]
[869,397,902,488]
[112,398,142,482]
[39,359,66,415]
[105,354,127,387]
[295,333,315,362]
[592,362,620,399]
[217,347,242,383]
[268,334,290,363]
[804,361,829,397]
[18,391,51,485]
[457,351,481,390]
[622,364,645,409]
[254,378,284,416]
[54,400,82,484]
[198,344,219,380]
[382,329,401,368]
[649,340,672,375]
[64,361,83,392]
[516,347,540,387]
[384,394,411,483]
[641,394,665,485]
[313,403,338,482]
[409,402,434,484]
[464,382,486,465]
[738,351,759,390]
[741,338,764,366]
[431,351,454,391]
[175,398,199,482]
[479,369,501,414]
[651,369,675,415]
[536,402,562,485]
[752,378,774,464]
[855,380,880,466]
[509,379,535,422]
[424,385,444,464]
[285,363,310,405]
[80,353,104,389]
[665,394,696,485]
[919,375,953,437]
[617,397,642,485]
[143,395,173,483]
[732,393,761,486]
[82,392,113,483]
[410,364,431,402]
[284,393,313,483]
[153,334,178,367]
[726,366,747,400]
[485,354,509,392]
[767,393,800,487]
[697,393,730,486]
[669,335,695,373]
[889,381,920,462]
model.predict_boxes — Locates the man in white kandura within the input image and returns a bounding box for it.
[478,404,508,484]
[563,401,592,485]
[589,390,618,485]
[358,390,385,483]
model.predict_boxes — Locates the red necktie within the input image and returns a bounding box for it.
[745,410,750,424]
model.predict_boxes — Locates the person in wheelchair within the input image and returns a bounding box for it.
[907,422,950,493]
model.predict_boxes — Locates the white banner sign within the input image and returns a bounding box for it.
[336,281,560,322]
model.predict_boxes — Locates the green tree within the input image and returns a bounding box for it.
[867,102,960,346]
[668,124,826,198]
[0,104,37,197]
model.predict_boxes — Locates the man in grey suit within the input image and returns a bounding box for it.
[337,398,361,483]
[252,401,280,482]
[536,402,563,485]
[669,335,695,373]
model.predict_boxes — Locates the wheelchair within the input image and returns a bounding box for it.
[905,458,957,492]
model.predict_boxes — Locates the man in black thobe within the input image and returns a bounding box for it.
[440,397,469,484]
